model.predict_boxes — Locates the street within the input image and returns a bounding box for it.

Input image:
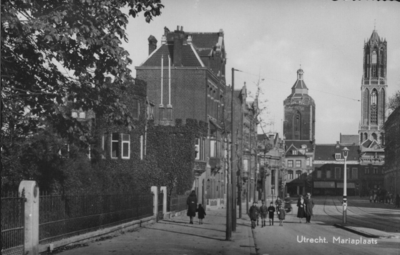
[51,197,400,255]
[253,196,400,255]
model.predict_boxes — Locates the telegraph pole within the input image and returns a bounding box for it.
[231,68,237,231]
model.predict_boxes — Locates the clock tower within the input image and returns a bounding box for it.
[359,29,387,145]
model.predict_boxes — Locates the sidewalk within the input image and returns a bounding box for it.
[52,206,256,255]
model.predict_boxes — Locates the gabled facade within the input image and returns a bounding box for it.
[284,140,314,196]
[136,26,227,208]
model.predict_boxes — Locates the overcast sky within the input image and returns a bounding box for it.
[123,0,400,144]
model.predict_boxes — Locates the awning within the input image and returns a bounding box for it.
[209,118,222,132]
[313,181,335,188]
[336,183,355,188]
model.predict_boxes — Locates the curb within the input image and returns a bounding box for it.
[333,224,381,238]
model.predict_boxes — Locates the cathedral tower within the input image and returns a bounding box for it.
[359,29,387,145]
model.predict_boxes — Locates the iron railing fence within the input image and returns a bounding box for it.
[39,192,153,245]
[169,195,187,212]
[1,192,25,255]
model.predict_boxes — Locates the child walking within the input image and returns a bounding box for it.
[259,201,268,227]
[277,205,286,226]
[197,204,206,224]
[267,202,275,226]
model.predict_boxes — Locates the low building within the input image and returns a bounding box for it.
[313,142,361,196]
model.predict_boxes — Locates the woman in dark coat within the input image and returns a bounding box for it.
[187,190,198,224]
[297,195,306,223]
[304,193,314,223]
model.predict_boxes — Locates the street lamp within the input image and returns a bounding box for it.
[342,147,349,225]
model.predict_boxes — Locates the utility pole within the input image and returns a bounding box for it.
[231,68,237,231]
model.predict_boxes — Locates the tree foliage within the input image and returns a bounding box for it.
[387,90,400,111]
[1,0,164,142]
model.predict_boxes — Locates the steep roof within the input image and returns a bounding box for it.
[314,144,359,161]
[285,140,314,153]
[369,30,380,44]
[141,44,202,67]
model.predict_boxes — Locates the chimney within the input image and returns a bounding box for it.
[173,26,185,66]
[148,35,157,55]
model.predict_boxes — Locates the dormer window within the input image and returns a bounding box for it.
[335,153,341,160]
[292,150,298,155]
[79,112,86,119]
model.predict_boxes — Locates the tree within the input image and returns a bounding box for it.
[387,90,400,111]
[1,0,164,142]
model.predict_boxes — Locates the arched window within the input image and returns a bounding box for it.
[370,90,378,124]
[364,133,368,141]
[372,51,377,64]
[296,170,302,179]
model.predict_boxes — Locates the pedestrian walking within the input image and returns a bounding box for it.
[277,205,286,226]
[249,202,260,229]
[369,189,373,203]
[304,193,314,223]
[197,204,206,224]
[275,197,282,208]
[267,202,276,226]
[297,195,306,223]
[186,190,197,224]
[259,201,268,227]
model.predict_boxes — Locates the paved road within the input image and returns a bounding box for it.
[253,197,400,255]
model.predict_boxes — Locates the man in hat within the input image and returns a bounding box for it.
[304,193,314,223]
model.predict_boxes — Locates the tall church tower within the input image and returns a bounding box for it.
[359,29,387,145]
[283,69,316,142]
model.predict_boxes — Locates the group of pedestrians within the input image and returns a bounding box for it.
[249,193,315,228]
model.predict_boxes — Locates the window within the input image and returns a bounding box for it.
[373,167,378,174]
[288,160,293,168]
[295,160,301,168]
[317,170,321,178]
[347,168,351,179]
[195,138,200,160]
[101,135,105,150]
[335,167,341,179]
[326,170,331,179]
[372,51,377,64]
[111,133,119,159]
[132,99,140,119]
[309,156,313,166]
[365,167,369,174]
[292,150,298,155]
[71,111,78,118]
[79,112,86,119]
[335,153,341,160]
[146,102,154,120]
[288,170,293,180]
[121,134,130,159]
[306,157,310,166]
[243,159,249,172]
[87,145,91,159]
[296,170,301,179]
[352,168,358,179]
[210,140,216,157]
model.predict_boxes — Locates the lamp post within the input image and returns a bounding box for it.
[342,147,349,225]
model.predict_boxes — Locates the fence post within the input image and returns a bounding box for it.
[18,180,39,255]
[160,186,167,215]
[150,186,158,218]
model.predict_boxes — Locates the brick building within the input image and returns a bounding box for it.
[313,143,361,196]
[136,26,227,207]
[283,68,316,197]
[384,106,400,197]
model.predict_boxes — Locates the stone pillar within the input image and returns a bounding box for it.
[19,180,39,255]
[160,186,167,214]
[150,186,158,217]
